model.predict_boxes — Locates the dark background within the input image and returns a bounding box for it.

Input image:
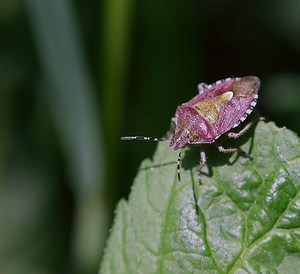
[1,0,300,273]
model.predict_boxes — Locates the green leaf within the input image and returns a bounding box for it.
[100,121,300,274]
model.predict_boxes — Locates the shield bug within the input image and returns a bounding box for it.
[121,76,262,181]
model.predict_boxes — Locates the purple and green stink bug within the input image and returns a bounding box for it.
[121,76,262,181]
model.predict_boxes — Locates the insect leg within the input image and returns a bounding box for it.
[197,148,207,184]
[217,145,252,160]
[163,117,176,140]
[228,117,266,139]
[197,82,208,94]
[177,150,182,181]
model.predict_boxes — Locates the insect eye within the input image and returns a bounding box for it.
[183,130,190,139]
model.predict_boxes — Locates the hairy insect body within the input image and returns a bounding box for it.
[122,76,261,181]
[170,77,260,151]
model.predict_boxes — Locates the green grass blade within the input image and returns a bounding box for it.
[25,0,105,272]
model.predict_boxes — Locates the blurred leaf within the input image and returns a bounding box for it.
[99,0,134,203]
[100,121,300,273]
[25,0,106,272]
[26,0,104,193]
[0,0,20,23]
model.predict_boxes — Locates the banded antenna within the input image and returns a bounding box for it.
[121,135,182,181]
[121,136,160,142]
